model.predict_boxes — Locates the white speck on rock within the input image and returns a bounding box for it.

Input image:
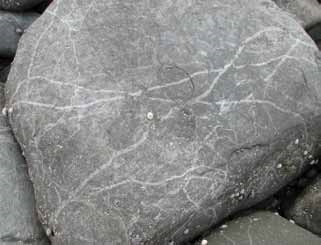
[2,107,7,116]
[8,107,13,114]
[220,224,228,229]
[289,219,295,224]
[276,164,282,169]
[45,228,52,237]
[310,160,316,165]
[147,112,154,120]
[184,229,189,235]
[295,139,299,145]
[304,151,308,156]
[308,155,313,159]
[201,239,208,245]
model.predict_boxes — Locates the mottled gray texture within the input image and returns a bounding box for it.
[285,175,321,236]
[0,84,49,244]
[0,0,46,11]
[0,11,39,58]
[5,0,321,244]
[273,0,321,28]
[198,211,321,245]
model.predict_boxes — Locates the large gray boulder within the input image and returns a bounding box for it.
[5,0,321,244]
[198,211,321,245]
[285,175,321,236]
[0,84,48,244]
[0,0,47,11]
[0,11,39,58]
[273,0,321,28]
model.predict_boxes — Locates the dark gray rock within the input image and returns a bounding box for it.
[285,175,321,236]
[308,24,321,50]
[0,84,49,244]
[0,11,39,58]
[0,58,10,83]
[197,211,321,245]
[5,0,321,244]
[0,0,46,11]
[273,0,321,28]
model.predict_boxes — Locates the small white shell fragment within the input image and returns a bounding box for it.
[184,229,189,234]
[8,107,13,114]
[295,139,299,145]
[304,151,308,156]
[201,239,208,245]
[276,164,282,169]
[310,160,316,165]
[2,107,7,116]
[289,219,295,224]
[146,112,154,120]
[308,155,313,159]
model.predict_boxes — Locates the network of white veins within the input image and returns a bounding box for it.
[4,5,319,238]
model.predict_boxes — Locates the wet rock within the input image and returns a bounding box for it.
[0,0,47,11]
[5,0,321,244]
[285,175,321,236]
[272,0,321,28]
[0,10,39,58]
[0,84,49,244]
[197,211,321,245]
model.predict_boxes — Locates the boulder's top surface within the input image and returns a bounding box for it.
[5,0,321,244]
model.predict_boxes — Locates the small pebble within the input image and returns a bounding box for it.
[289,219,295,224]
[184,229,189,235]
[8,107,13,114]
[220,224,228,229]
[304,151,308,156]
[295,139,299,144]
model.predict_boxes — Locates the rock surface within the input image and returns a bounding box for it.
[0,10,39,58]
[5,0,321,244]
[198,211,321,245]
[273,0,321,28]
[285,175,321,236]
[0,84,48,244]
[0,0,47,11]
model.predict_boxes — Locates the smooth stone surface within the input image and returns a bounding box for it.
[0,0,46,11]
[0,10,39,58]
[5,0,321,244]
[273,0,321,28]
[285,175,321,236]
[198,211,321,245]
[0,84,49,244]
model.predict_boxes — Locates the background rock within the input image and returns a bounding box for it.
[5,0,321,244]
[285,175,321,236]
[0,84,48,244]
[0,10,39,58]
[272,0,321,28]
[197,211,321,245]
[0,0,47,11]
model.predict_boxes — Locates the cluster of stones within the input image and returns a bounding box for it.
[1,0,321,245]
